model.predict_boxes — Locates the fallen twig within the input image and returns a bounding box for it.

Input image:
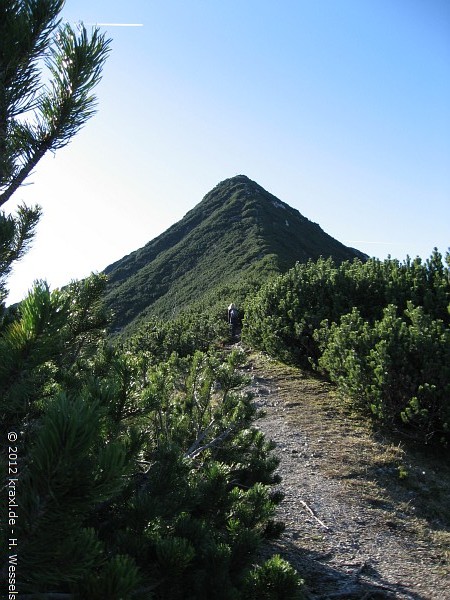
[299,499,330,531]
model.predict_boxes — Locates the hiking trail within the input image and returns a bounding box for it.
[240,349,450,600]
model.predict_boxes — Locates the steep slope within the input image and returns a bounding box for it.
[103,175,365,332]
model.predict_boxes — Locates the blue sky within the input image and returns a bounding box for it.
[6,0,450,303]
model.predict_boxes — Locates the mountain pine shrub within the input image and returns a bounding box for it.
[243,252,449,367]
[243,554,305,599]
[122,311,229,362]
[315,303,450,444]
[243,251,450,444]
[1,291,305,596]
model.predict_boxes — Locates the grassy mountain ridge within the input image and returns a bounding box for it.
[103,175,366,333]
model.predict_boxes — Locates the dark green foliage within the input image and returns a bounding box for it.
[0,278,131,594]
[243,251,450,444]
[244,251,450,365]
[77,554,142,600]
[103,175,364,335]
[0,275,108,422]
[106,345,298,597]
[0,205,41,308]
[0,284,302,597]
[316,304,450,444]
[17,393,128,591]
[123,310,229,363]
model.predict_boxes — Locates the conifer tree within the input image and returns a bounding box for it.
[0,0,114,594]
[0,0,110,313]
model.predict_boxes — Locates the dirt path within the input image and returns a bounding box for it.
[242,350,450,600]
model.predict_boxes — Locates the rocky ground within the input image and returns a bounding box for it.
[242,350,450,600]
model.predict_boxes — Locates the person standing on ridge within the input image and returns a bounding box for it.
[228,303,239,338]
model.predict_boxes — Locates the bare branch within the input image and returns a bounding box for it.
[184,418,216,457]
[299,499,330,531]
[185,424,235,460]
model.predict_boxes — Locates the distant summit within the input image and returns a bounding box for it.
[103,175,366,332]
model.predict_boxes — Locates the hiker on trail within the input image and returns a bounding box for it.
[228,303,239,338]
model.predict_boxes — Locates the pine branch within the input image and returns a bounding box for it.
[0,205,41,301]
[0,22,110,207]
[0,0,64,185]
[0,138,50,206]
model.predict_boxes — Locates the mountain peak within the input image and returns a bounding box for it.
[196,174,291,219]
[103,177,365,333]
[217,174,252,185]
[212,174,264,196]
